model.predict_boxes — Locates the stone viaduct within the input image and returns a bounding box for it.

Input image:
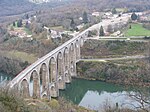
[8,30,89,99]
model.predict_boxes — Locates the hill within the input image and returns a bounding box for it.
[0,0,35,17]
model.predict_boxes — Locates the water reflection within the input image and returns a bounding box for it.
[79,91,141,110]
[60,79,150,111]
[0,72,149,110]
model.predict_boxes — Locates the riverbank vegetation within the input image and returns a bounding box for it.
[0,87,93,112]
[81,40,146,58]
[77,59,150,87]
[79,40,150,87]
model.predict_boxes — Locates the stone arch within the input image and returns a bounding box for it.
[30,70,40,98]
[42,94,47,99]
[39,63,48,93]
[57,52,65,89]
[20,79,29,98]
[49,57,57,83]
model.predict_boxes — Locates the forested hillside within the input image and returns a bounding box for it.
[1,0,150,18]
[71,0,150,11]
[0,0,72,17]
[0,0,35,17]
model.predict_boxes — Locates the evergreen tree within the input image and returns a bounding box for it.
[25,21,30,29]
[24,14,29,19]
[99,26,105,36]
[13,21,16,27]
[83,11,88,24]
[70,18,76,30]
[112,8,117,14]
[17,19,22,27]
[131,12,138,20]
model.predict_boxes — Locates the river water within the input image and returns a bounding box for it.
[60,78,150,111]
[0,72,13,84]
[0,72,149,111]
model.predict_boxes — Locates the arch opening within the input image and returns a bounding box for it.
[42,94,47,99]
[57,52,63,77]
[30,70,40,98]
[49,57,57,83]
[39,63,48,93]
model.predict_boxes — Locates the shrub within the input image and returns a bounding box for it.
[0,87,32,112]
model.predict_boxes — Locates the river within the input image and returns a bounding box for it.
[60,78,150,111]
[0,72,149,111]
[0,72,13,85]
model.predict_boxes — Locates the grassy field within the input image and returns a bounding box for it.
[124,23,150,36]
[9,22,32,35]
[50,26,65,31]
[0,50,37,63]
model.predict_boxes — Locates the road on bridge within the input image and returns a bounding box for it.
[86,36,150,42]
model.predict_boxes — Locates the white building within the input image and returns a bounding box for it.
[92,12,100,17]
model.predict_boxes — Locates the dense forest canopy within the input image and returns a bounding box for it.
[1,0,150,17]
[0,0,73,16]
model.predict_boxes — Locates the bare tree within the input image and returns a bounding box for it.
[126,41,150,112]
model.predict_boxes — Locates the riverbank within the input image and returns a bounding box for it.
[60,78,150,112]
[76,59,150,87]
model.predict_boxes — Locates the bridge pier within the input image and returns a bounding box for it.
[65,72,71,83]
[50,83,59,98]
[58,76,66,90]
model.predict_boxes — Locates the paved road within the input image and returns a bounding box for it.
[79,55,147,62]
[86,37,149,42]
[88,36,145,39]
